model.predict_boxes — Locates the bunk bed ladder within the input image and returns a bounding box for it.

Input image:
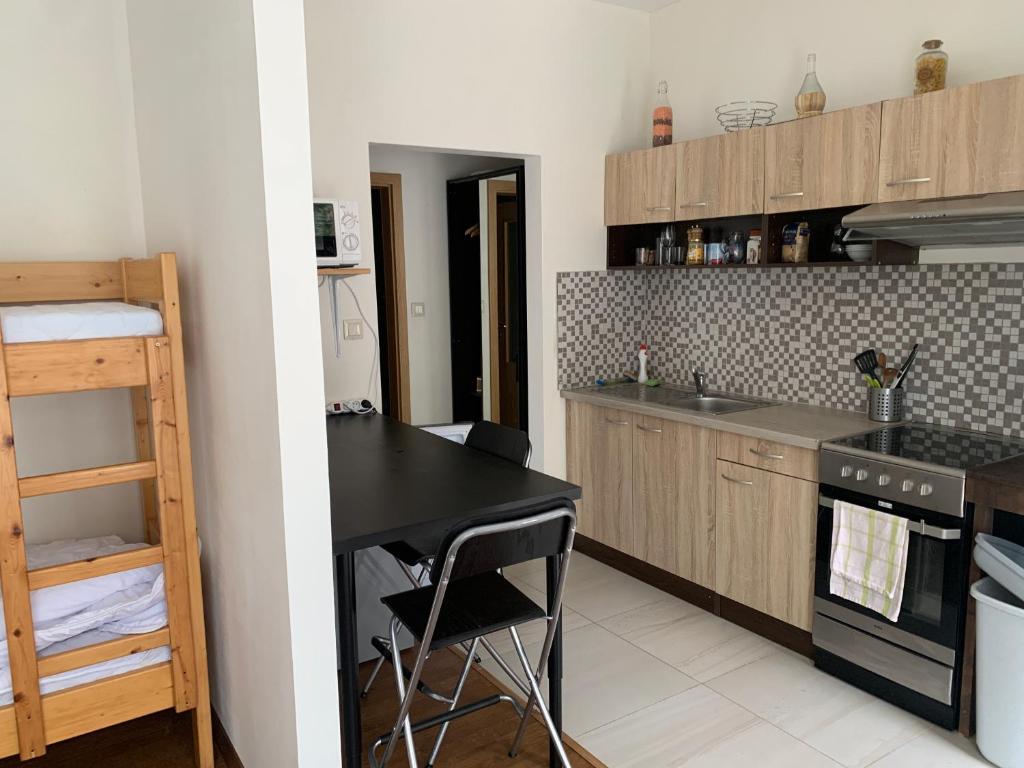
[0,253,213,766]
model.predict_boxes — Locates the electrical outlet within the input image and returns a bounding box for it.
[343,319,363,339]
[411,302,426,317]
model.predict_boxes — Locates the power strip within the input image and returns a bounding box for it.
[326,399,375,415]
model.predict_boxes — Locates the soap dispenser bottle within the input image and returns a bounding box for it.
[638,344,649,384]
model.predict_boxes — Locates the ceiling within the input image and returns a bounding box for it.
[591,0,678,11]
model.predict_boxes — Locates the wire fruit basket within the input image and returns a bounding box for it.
[715,100,778,132]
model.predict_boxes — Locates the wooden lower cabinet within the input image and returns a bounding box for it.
[715,459,818,630]
[565,400,635,554]
[633,416,716,588]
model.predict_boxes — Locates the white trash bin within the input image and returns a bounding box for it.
[971,576,1024,768]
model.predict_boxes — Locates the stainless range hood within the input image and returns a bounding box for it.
[842,191,1024,246]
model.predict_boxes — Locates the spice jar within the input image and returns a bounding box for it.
[685,226,705,265]
[746,229,762,264]
[706,227,724,265]
[915,40,948,95]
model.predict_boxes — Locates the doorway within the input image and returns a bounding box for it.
[487,179,520,427]
[369,173,411,422]
[447,166,528,430]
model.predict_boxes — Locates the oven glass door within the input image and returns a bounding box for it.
[816,484,970,651]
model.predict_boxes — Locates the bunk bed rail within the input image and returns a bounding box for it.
[0,256,167,305]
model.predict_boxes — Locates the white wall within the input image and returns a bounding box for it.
[0,1,145,544]
[306,0,651,476]
[126,1,340,766]
[651,0,1024,140]
[365,146,507,425]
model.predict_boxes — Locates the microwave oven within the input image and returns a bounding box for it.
[314,199,362,267]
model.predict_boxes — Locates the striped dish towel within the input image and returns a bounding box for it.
[829,500,910,621]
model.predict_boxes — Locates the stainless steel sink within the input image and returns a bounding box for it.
[671,396,766,415]
[582,384,769,415]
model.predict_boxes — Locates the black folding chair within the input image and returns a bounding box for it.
[362,421,532,699]
[368,503,576,768]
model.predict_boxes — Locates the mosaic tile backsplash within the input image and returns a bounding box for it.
[556,264,1024,437]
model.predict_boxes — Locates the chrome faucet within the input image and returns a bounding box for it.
[692,367,708,398]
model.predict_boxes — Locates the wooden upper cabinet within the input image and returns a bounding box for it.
[879,75,1024,201]
[943,75,1024,197]
[605,146,675,226]
[675,130,764,220]
[765,103,881,213]
[633,417,716,588]
[877,89,947,201]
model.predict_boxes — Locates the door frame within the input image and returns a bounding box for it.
[486,179,517,421]
[446,164,528,431]
[369,172,412,422]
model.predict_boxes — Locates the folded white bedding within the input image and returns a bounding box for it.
[0,628,170,705]
[0,536,168,665]
[0,301,163,343]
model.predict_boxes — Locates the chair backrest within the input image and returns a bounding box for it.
[464,420,531,467]
[429,501,576,584]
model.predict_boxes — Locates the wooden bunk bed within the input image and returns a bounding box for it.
[0,253,212,766]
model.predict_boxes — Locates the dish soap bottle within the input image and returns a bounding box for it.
[795,53,826,118]
[638,344,649,384]
[652,81,673,147]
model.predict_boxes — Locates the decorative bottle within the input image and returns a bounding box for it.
[795,53,826,118]
[638,344,649,384]
[652,81,673,147]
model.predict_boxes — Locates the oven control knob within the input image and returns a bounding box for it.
[840,465,854,478]
[919,483,934,497]
[901,479,915,493]
[855,469,869,482]
[878,473,891,487]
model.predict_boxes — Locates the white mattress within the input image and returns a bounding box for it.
[0,302,164,343]
[0,536,169,704]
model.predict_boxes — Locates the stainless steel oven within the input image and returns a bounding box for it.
[813,448,973,729]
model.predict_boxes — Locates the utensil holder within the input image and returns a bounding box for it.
[868,388,905,422]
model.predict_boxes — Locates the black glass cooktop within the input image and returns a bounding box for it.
[828,423,1024,472]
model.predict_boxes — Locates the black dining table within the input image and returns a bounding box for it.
[328,414,581,767]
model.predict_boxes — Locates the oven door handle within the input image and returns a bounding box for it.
[818,496,962,541]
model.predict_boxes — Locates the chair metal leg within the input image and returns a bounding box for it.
[361,653,387,699]
[385,617,419,768]
[425,637,479,768]
[508,626,572,768]
[479,636,530,696]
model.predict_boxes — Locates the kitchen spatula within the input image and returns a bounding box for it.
[854,349,881,387]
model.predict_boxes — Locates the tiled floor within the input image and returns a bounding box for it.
[492,554,990,768]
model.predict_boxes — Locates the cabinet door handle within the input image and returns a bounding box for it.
[721,474,754,486]
[637,425,663,433]
[678,201,708,208]
[605,418,629,426]
[886,177,932,186]
[769,191,804,199]
[749,447,785,460]
[645,206,672,212]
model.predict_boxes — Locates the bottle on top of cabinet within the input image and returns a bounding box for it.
[795,53,826,118]
[653,81,673,147]
[638,344,650,384]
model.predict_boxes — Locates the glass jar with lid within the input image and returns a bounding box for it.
[915,40,948,95]
[686,226,705,265]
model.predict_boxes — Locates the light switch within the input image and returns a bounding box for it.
[343,319,363,339]
[411,302,426,317]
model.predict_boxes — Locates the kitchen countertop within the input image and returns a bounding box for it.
[967,454,1024,514]
[562,384,883,450]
